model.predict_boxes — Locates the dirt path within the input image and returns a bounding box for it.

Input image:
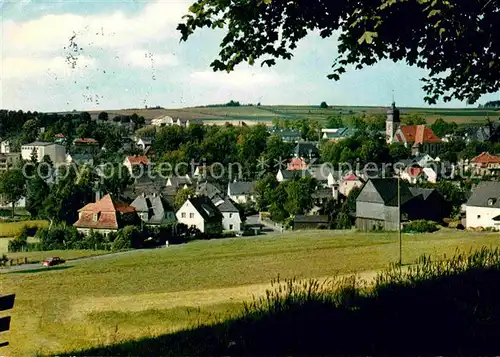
[71,270,379,319]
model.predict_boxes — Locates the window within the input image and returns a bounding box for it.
[181,212,186,218]
[92,213,99,222]
[190,213,194,218]
[477,215,481,219]
[229,224,234,230]
[229,213,233,218]
[488,198,497,206]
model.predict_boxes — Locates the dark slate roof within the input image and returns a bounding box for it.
[293,215,329,223]
[131,193,174,225]
[357,178,415,207]
[312,188,333,199]
[213,197,240,213]
[294,142,319,158]
[168,176,192,187]
[229,181,255,195]
[280,169,312,180]
[189,195,223,223]
[409,187,436,201]
[308,164,341,182]
[197,181,222,199]
[467,181,500,208]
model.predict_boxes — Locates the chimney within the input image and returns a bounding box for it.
[95,190,101,201]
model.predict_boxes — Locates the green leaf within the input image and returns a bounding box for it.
[358,31,378,45]
[428,9,441,17]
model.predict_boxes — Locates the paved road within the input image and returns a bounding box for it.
[0,248,150,273]
[246,214,283,233]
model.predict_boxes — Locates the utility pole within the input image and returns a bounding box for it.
[397,174,402,266]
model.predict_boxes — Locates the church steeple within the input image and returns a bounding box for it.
[386,102,401,144]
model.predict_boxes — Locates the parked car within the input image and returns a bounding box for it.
[42,257,65,267]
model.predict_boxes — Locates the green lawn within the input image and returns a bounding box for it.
[2,230,500,356]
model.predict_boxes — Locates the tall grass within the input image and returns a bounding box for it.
[60,246,500,356]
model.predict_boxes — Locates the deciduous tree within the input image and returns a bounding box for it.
[179,0,500,104]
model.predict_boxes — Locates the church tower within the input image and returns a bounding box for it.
[386,102,400,144]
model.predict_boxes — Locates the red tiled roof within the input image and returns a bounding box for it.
[400,125,441,144]
[287,158,308,171]
[408,167,424,177]
[126,155,150,166]
[74,194,135,229]
[55,133,65,138]
[343,173,360,182]
[471,152,500,164]
[74,138,99,145]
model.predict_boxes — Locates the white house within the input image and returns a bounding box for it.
[151,115,175,127]
[1,140,11,154]
[227,182,256,204]
[136,137,154,151]
[176,196,223,234]
[21,141,66,165]
[212,196,243,232]
[422,167,438,183]
[339,172,364,197]
[466,181,500,230]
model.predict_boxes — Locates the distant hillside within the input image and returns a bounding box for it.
[67,105,500,125]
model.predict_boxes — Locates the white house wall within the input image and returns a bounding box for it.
[176,200,206,232]
[466,206,500,230]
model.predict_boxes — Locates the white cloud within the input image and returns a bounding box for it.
[123,50,179,68]
[190,68,287,88]
[2,0,191,57]
[1,56,97,79]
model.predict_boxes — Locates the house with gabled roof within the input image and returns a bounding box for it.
[355,178,445,231]
[74,194,138,235]
[131,192,176,226]
[469,152,500,178]
[212,196,243,232]
[176,195,223,234]
[339,172,363,197]
[294,142,320,160]
[276,169,312,182]
[166,175,193,190]
[466,181,500,231]
[196,181,222,200]
[227,181,256,203]
[123,155,150,175]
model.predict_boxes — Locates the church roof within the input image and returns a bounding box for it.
[397,125,441,144]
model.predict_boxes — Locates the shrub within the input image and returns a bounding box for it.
[36,225,82,250]
[112,226,142,251]
[8,228,28,252]
[402,220,439,233]
[0,254,7,266]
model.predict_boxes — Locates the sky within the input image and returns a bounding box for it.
[1,0,499,112]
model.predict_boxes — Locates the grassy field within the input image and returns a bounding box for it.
[0,220,48,238]
[1,230,500,356]
[88,105,499,126]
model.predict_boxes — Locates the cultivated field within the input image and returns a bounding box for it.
[0,220,48,238]
[1,230,500,356]
[88,105,499,126]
